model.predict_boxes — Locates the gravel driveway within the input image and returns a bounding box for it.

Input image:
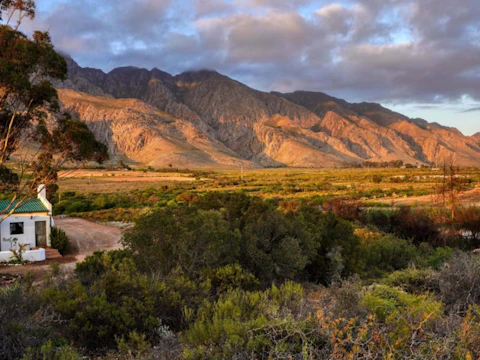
[0,218,123,280]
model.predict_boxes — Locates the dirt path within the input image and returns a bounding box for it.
[55,218,123,262]
[380,187,480,207]
[0,218,123,280]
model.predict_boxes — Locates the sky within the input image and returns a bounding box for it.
[16,0,480,135]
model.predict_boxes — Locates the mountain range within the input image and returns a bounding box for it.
[54,57,480,168]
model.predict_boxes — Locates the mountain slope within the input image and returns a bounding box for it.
[56,58,480,168]
[58,89,253,169]
[280,91,480,167]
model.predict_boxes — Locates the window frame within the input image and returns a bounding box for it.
[10,222,24,235]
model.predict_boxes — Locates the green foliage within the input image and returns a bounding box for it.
[50,227,71,255]
[420,245,453,269]
[46,251,212,351]
[182,281,319,359]
[20,340,80,360]
[359,234,419,277]
[362,284,443,323]
[300,207,361,284]
[0,7,107,198]
[115,331,150,358]
[0,283,50,360]
[204,264,260,294]
[383,268,436,294]
[43,257,164,350]
[74,249,134,285]
[122,205,241,276]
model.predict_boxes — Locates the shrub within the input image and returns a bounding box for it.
[182,281,320,359]
[359,234,419,278]
[20,340,80,360]
[361,284,443,327]
[64,200,91,214]
[435,252,480,314]
[0,284,50,360]
[50,227,71,255]
[372,174,383,183]
[204,264,260,295]
[365,207,439,245]
[299,208,361,285]
[74,249,134,285]
[43,257,167,350]
[122,206,241,276]
[383,268,436,294]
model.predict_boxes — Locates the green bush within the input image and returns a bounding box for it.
[359,234,419,277]
[43,257,166,350]
[122,206,242,276]
[20,340,80,360]
[64,200,91,214]
[204,264,260,294]
[383,268,436,294]
[362,284,443,323]
[182,281,321,359]
[50,227,71,255]
[0,284,51,360]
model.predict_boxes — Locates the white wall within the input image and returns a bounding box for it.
[0,248,46,262]
[0,213,51,252]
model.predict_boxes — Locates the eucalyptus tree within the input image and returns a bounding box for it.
[0,0,107,219]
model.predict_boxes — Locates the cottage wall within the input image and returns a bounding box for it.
[0,213,51,252]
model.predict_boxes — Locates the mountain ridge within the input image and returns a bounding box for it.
[55,57,480,168]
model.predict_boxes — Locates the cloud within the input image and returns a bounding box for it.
[461,107,480,113]
[19,0,480,108]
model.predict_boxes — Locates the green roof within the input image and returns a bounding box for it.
[0,199,49,214]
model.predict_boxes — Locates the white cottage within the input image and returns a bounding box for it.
[0,185,54,262]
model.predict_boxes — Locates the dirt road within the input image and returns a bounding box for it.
[55,218,123,262]
[0,218,123,280]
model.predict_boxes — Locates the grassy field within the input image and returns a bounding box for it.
[53,167,480,222]
[58,167,480,201]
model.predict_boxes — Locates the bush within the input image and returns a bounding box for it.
[182,281,320,359]
[0,284,50,360]
[64,200,91,214]
[43,257,170,350]
[383,268,436,294]
[20,340,80,360]
[204,264,260,295]
[50,227,71,255]
[122,206,241,276]
[359,234,419,278]
[365,207,440,245]
[435,252,480,314]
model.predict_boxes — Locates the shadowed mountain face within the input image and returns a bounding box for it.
[56,57,480,168]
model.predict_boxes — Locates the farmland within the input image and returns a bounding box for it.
[54,167,480,222]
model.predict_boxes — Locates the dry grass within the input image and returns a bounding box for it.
[56,167,480,205]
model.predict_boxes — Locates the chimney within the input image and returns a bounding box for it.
[37,184,47,200]
[37,184,52,214]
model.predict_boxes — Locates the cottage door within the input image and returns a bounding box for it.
[35,221,47,247]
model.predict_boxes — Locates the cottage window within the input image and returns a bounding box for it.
[10,222,24,235]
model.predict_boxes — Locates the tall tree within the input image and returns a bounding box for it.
[0,0,108,219]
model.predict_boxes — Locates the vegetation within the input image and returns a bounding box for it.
[0,0,107,219]
[49,227,71,255]
[2,189,480,358]
[1,2,479,359]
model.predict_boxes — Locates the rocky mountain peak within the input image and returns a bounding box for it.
[55,57,480,168]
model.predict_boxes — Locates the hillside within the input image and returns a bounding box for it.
[55,57,480,168]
